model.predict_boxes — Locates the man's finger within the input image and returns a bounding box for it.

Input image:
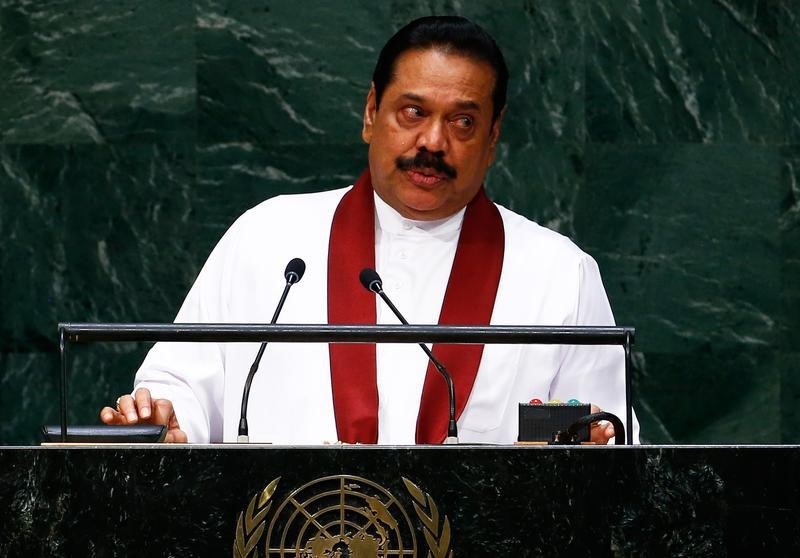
[151,398,177,427]
[589,421,615,444]
[149,398,187,443]
[117,394,138,423]
[165,429,188,443]
[587,404,615,445]
[134,387,152,419]
[99,406,125,425]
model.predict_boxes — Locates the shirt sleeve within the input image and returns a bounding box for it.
[133,218,242,443]
[548,254,640,443]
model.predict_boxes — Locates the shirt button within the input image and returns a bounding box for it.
[402,222,413,230]
[393,281,402,290]
[399,250,408,260]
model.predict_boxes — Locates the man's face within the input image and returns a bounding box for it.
[362,48,504,221]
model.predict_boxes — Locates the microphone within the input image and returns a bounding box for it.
[238,258,306,442]
[359,268,458,444]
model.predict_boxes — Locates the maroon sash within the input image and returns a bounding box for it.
[327,169,504,443]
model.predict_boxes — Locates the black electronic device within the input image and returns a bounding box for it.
[41,424,167,443]
[518,402,591,443]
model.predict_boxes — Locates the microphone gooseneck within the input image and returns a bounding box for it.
[359,267,459,444]
[238,258,306,442]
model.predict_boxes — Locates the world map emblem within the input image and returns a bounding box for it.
[233,475,453,557]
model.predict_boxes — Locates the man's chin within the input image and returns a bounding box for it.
[394,195,452,221]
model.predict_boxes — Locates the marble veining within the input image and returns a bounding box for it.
[0,1,797,446]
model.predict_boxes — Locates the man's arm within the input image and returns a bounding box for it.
[99,213,246,443]
[550,254,640,444]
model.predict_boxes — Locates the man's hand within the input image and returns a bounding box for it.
[589,404,615,445]
[100,387,188,443]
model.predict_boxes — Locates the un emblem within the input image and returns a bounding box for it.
[233,475,453,557]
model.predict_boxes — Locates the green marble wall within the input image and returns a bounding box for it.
[1,0,797,444]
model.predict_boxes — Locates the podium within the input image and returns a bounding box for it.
[22,324,797,553]
[1,445,799,555]
[55,322,638,444]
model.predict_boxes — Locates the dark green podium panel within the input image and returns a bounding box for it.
[1,446,798,556]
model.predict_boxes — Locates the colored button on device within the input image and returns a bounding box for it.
[529,398,543,405]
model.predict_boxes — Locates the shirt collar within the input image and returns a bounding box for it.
[373,191,465,236]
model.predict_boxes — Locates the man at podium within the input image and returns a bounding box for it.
[101,16,638,445]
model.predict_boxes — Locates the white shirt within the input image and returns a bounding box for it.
[374,193,465,443]
[135,186,639,444]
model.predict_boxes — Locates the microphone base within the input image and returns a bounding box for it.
[443,436,459,445]
[237,435,249,443]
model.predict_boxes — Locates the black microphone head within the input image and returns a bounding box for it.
[284,258,306,284]
[359,268,383,293]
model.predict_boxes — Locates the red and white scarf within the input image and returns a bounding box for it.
[327,169,504,443]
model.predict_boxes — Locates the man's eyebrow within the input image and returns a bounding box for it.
[400,93,425,103]
[399,93,482,111]
[454,99,481,111]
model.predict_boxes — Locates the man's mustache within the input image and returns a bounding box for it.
[396,150,457,179]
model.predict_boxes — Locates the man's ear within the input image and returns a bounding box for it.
[487,105,507,163]
[489,106,506,145]
[362,83,377,144]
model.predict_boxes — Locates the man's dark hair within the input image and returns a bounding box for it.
[372,16,509,125]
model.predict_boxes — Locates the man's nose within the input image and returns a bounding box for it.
[415,119,448,154]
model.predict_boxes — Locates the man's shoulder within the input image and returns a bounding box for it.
[249,186,350,216]
[494,202,590,264]
[233,186,351,230]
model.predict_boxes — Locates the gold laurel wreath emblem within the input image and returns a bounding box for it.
[233,477,280,558]
[402,477,453,558]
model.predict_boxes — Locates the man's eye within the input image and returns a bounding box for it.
[452,116,473,129]
[402,106,424,119]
